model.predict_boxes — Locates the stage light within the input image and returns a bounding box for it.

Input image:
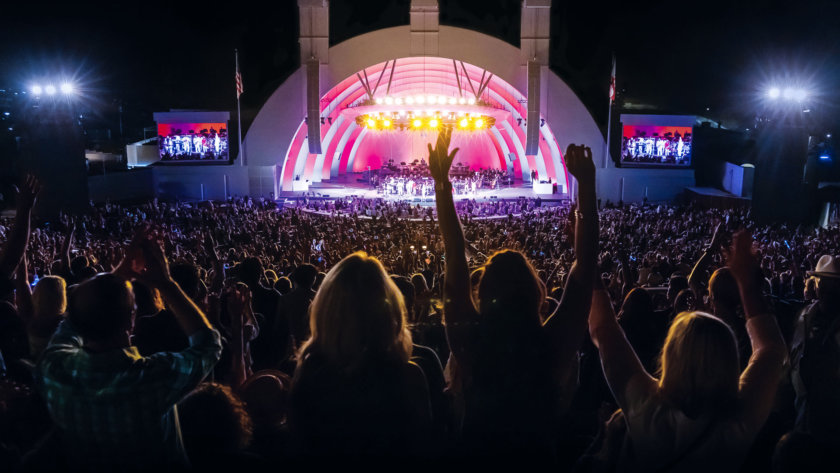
[429,118,439,128]
[31,85,43,95]
[794,89,807,101]
[395,98,403,105]
[459,118,469,128]
[412,119,422,128]
[820,155,831,161]
[767,87,780,99]
[448,97,457,105]
[474,118,484,128]
[375,97,383,105]
[428,95,437,105]
[782,88,795,99]
[367,118,376,128]
[467,97,476,105]
[458,97,466,105]
[405,96,415,105]
[382,119,392,128]
[384,96,393,105]
[45,85,57,95]
[416,95,425,104]
[828,134,832,138]
[439,95,447,104]
[60,83,74,94]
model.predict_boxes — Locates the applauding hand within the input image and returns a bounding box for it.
[565,144,595,185]
[16,175,41,211]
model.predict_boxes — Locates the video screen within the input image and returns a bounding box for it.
[158,123,229,162]
[621,125,692,167]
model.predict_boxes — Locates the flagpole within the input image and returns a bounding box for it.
[604,53,615,168]
[236,49,245,167]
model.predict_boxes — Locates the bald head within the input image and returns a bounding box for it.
[68,273,135,342]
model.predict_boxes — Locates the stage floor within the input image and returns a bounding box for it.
[277,174,567,202]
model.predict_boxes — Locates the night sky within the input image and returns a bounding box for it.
[1,0,838,140]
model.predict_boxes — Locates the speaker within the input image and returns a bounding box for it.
[306,58,322,154]
[752,125,809,223]
[525,61,541,155]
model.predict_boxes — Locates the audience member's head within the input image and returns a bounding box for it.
[478,250,545,331]
[32,275,67,319]
[178,383,253,463]
[658,311,739,417]
[238,257,263,286]
[299,252,411,370]
[274,276,292,295]
[708,268,740,315]
[67,273,135,345]
[171,263,201,300]
[290,264,318,291]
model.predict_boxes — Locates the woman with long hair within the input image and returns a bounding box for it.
[288,251,431,459]
[588,230,787,471]
[428,128,599,461]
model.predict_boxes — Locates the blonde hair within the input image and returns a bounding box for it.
[298,252,412,372]
[32,275,67,318]
[658,311,740,417]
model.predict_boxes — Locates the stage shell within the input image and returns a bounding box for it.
[241,24,607,195]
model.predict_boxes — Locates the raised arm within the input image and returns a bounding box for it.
[429,128,478,360]
[60,223,75,278]
[544,145,599,376]
[688,222,724,298]
[14,257,33,322]
[589,282,658,410]
[727,230,787,429]
[0,175,40,279]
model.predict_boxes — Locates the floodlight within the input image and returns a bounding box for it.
[60,83,74,94]
[31,85,43,95]
[767,87,780,99]
[45,85,57,95]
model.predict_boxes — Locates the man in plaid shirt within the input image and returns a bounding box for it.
[37,232,222,470]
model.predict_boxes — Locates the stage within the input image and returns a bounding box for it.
[275,174,567,203]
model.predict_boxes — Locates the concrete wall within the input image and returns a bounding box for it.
[88,165,254,202]
[597,167,695,203]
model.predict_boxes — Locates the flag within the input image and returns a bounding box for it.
[235,50,244,99]
[608,55,616,104]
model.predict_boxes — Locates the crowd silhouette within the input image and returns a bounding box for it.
[0,137,837,471]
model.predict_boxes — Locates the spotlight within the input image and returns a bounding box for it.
[428,95,437,105]
[384,96,394,105]
[782,88,795,99]
[395,98,403,105]
[375,97,383,105]
[45,85,56,95]
[458,97,466,105]
[474,118,484,128]
[412,119,422,128]
[367,118,376,128]
[60,83,74,94]
[448,97,457,105]
[31,85,43,95]
[767,87,780,99]
[416,95,425,104]
[820,155,831,161]
[320,117,325,125]
[794,89,807,101]
[459,118,469,128]
[327,117,332,125]
[405,96,415,105]
[382,119,392,128]
[429,119,439,128]
[467,97,476,105]
[438,95,447,104]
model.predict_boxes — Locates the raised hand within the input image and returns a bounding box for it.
[726,229,759,284]
[16,175,41,211]
[428,127,459,184]
[565,144,595,184]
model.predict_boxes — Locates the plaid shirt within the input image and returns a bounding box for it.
[37,320,222,470]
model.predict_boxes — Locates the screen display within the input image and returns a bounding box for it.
[157,123,229,162]
[620,125,692,167]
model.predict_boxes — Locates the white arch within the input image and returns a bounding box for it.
[332,123,358,177]
[346,128,369,173]
[311,114,346,182]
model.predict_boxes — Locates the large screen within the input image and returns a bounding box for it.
[621,124,692,167]
[157,123,229,162]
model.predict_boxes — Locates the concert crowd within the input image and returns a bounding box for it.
[0,140,837,472]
